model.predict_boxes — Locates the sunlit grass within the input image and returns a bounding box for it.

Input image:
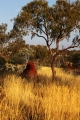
[3,75,34,104]
[38,66,80,86]
[1,67,80,120]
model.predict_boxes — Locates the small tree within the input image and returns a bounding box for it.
[13,0,80,80]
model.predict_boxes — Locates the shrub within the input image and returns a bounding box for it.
[0,57,6,72]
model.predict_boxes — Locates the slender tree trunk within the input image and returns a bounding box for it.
[51,56,56,81]
[46,41,58,81]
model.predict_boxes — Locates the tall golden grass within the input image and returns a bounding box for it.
[0,67,80,120]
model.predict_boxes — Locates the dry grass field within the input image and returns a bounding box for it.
[0,66,80,120]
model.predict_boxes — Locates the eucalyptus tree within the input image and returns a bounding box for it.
[13,0,80,80]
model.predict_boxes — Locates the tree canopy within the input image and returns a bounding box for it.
[13,0,80,50]
[13,0,80,79]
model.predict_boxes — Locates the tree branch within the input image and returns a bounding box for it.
[45,40,53,56]
[31,31,47,41]
[38,26,47,35]
[56,34,66,53]
[59,39,80,54]
[58,34,67,42]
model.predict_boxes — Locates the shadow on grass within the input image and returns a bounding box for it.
[62,68,80,76]
[53,76,70,87]
[38,74,79,89]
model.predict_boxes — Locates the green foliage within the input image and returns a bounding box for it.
[13,0,80,46]
[59,50,80,68]
[8,52,25,64]
[7,39,26,54]
[13,0,55,43]
[72,53,80,66]
[0,57,6,72]
[8,45,34,65]
[0,23,9,46]
[0,57,6,66]
[69,50,80,67]
[29,45,51,66]
[35,45,48,59]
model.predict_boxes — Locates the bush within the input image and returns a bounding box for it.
[0,57,6,72]
[8,53,26,65]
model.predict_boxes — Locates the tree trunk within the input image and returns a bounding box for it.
[51,56,56,81]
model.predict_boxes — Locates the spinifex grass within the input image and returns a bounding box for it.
[0,67,80,120]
